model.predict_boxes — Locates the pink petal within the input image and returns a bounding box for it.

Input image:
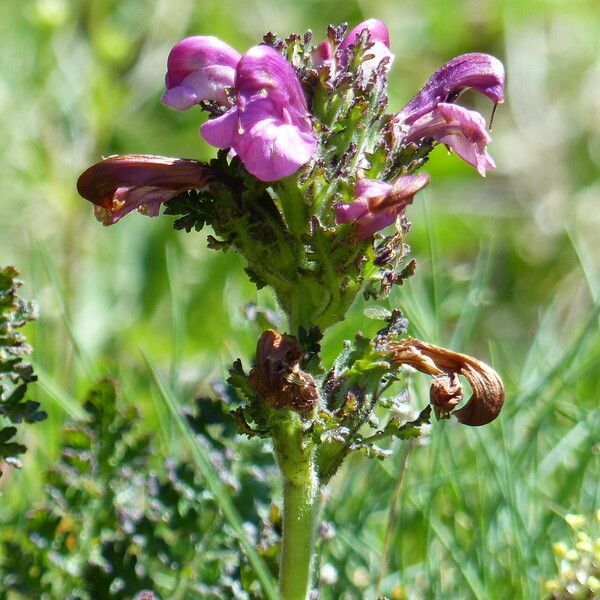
[163,36,241,109]
[200,108,240,149]
[235,102,316,181]
[339,19,391,51]
[313,40,333,67]
[165,36,241,87]
[235,45,308,115]
[435,104,493,176]
[76,155,214,225]
[355,210,397,239]
[355,179,392,201]
[405,104,495,176]
[333,200,369,223]
[162,65,237,109]
[388,173,432,199]
[338,20,394,76]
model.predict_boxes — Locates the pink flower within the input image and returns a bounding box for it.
[76,154,213,225]
[396,52,505,176]
[201,45,316,182]
[398,53,505,126]
[315,19,394,78]
[334,174,430,239]
[161,36,241,110]
[405,103,495,176]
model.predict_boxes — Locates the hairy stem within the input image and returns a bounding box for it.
[273,413,320,600]
[279,472,319,600]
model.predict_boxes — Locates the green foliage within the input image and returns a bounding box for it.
[315,313,431,482]
[0,380,279,599]
[0,266,45,473]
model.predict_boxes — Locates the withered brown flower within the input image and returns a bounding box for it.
[77,154,214,225]
[248,330,319,413]
[387,338,504,426]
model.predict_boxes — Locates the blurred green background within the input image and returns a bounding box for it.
[1,0,600,598]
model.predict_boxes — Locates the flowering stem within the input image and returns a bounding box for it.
[273,413,320,600]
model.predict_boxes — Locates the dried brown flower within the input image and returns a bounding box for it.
[77,154,214,225]
[248,330,319,413]
[387,338,504,426]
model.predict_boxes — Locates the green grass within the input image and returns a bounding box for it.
[2,0,600,598]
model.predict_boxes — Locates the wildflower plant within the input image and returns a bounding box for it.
[76,19,506,599]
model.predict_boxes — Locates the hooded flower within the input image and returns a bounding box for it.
[76,154,214,225]
[334,174,430,239]
[404,103,495,176]
[201,45,316,182]
[161,36,241,110]
[396,52,504,175]
[398,52,505,126]
[314,19,393,78]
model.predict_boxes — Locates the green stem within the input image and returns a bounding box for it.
[279,473,319,600]
[273,413,320,600]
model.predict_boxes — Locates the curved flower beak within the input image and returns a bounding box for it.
[76,154,214,225]
[398,52,505,126]
[161,36,241,109]
[334,174,430,239]
[387,337,505,426]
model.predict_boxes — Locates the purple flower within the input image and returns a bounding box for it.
[201,45,316,182]
[313,40,333,68]
[76,154,213,225]
[405,103,495,176]
[395,52,504,175]
[398,52,505,126]
[334,174,430,239]
[315,19,393,77]
[339,19,391,54]
[161,36,241,110]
